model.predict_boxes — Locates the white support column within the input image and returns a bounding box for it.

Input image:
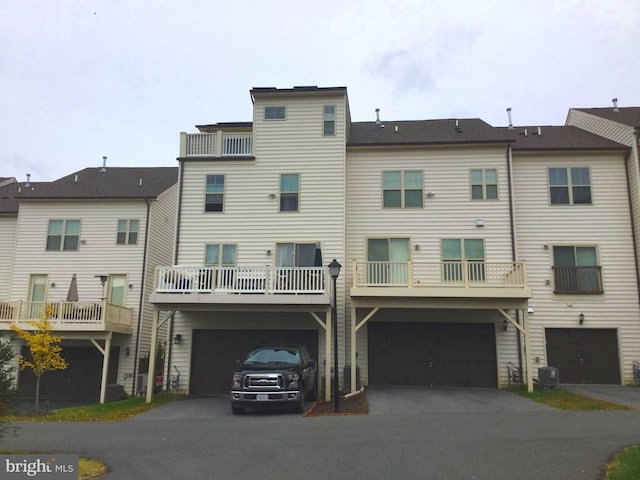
[351,306,357,393]
[325,310,332,402]
[523,309,533,393]
[146,310,159,403]
[99,334,112,404]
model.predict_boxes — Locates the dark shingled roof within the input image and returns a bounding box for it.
[495,126,629,151]
[348,119,514,146]
[13,167,178,201]
[0,181,47,214]
[573,107,640,128]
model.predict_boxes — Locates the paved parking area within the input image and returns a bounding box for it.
[562,384,640,409]
[366,386,553,414]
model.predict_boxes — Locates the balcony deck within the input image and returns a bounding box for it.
[0,301,133,334]
[179,132,253,157]
[149,266,331,310]
[351,261,531,303]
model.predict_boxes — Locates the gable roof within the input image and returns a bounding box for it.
[0,181,47,215]
[572,107,640,128]
[10,167,178,201]
[495,125,629,151]
[348,119,514,147]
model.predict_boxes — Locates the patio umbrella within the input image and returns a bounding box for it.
[66,274,79,302]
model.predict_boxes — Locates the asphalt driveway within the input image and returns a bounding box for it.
[562,384,640,409]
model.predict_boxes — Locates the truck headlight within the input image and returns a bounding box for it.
[232,374,243,389]
[285,373,299,388]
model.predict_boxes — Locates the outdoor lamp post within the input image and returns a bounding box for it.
[328,259,342,412]
[95,274,109,301]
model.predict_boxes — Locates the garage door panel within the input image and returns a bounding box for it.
[545,329,620,384]
[368,322,497,388]
[190,329,319,395]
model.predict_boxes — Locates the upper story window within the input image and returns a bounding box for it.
[46,219,80,251]
[552,245,603,294]
[470,168,498,200]
[280,173,299,212]
[205,174,225,212]
[548,167,592,205]
[265,106,286,120]
[323,105,336,136]
[117,219,139,245]
[205,244,237,266]
[441,238,485,282]
[383,170,423,208]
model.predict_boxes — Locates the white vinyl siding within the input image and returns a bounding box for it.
[513,151,640,384]
[0,217,17,299]
[347,145,513,385]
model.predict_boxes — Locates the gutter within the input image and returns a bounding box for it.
[165,159,185,391]
[506,145,524,377]
[132,198,152,395]
[629,129,640,305]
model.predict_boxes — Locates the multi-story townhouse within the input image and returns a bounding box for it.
[502,125,640,385]
[0,166,178,403]
[150,87,349,400]
[151,87,640,403]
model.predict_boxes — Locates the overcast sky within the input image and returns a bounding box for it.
[2,0,639,182]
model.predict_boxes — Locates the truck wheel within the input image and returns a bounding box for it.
[231,404,244,415]
[295,388,305,414]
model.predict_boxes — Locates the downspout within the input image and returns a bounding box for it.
[132,198,152,395]
[165,159,185,391]
[626,134,640,305]
[506,144,524,375]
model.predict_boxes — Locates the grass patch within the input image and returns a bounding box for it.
[3,393,179,422]
[605,445,640,480]
[79,457,108,480]
[510,385,633,411]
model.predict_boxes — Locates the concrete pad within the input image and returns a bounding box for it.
[562,384,640,409]
[366,386,553,414]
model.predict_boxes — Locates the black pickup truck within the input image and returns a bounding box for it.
[231,345,318,414]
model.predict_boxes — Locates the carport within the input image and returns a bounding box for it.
[349,291,534,393]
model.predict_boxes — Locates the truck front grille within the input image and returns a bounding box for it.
[244,373,285,390]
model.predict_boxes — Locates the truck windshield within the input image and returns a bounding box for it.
[244,348,300,364]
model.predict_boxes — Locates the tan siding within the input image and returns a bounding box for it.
[0,217,17,299]
[513,151,640,384]
[346,145,518,385]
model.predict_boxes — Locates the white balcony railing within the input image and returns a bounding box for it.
[182,132,253,157]
[155,265,326,294]
[0,301,133,331]
[354,261,527,288]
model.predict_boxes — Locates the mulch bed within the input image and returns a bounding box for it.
[305,390,368,416]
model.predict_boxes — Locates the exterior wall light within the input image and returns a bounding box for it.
[174,334,182,344]
[579,313,584,325]
[502,319,509,331]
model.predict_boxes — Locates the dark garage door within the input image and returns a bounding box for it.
[19,346,119,401]
[545,328,620,384]
[368,322,498,388]
[190,329,319,395]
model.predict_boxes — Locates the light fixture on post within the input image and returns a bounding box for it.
[94,274,109,301]
[503,319,509,331]
[328,258,342,413]
[579,313,584,325]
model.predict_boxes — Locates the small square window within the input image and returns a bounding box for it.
[265,106,286,120]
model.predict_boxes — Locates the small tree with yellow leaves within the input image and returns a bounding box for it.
[11,304,68,412]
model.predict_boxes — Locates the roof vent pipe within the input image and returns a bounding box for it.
[139,178,143,187]
[375,108,381,125]
[612,98,619,112]
[25,173,31,187]
[99,156,107,173]
[74,174,78,182]
[538,126,542,136]
[506,108,514,129]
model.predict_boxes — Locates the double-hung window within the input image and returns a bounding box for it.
[280,174,299,212]
[117,219,139,245]
[383,170,423,208]
[548,167,592,205]
[205,175,225,212]
[552,246,602,293]
[470,168,498,200]
[265,106,285,120]
[441,238,485,282]
[323,105,335,135]
[46,220,80,251]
